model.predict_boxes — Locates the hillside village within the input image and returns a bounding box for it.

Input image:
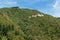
[29,14,44,18]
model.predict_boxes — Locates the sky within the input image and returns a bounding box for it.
[0,0,60,17]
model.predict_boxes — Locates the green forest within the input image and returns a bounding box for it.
[0,7,60,40]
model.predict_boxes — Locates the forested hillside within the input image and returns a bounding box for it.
[0,7,60,40]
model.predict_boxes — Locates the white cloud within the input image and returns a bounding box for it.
[53,0,60,17]
[53,0,60,9]
[0,0,18,8]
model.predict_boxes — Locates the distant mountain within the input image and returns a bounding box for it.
[0,7,60,40]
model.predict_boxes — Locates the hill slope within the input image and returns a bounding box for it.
[0,7,60,40]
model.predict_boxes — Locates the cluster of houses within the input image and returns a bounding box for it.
[29,14,44,18]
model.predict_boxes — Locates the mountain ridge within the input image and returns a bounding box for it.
[0,7,60,40]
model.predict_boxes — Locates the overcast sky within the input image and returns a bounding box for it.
[0,0,60,17]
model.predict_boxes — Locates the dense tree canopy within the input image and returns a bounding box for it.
[0,7,60,40]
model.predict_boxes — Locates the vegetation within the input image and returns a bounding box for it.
[0,7,60,40]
